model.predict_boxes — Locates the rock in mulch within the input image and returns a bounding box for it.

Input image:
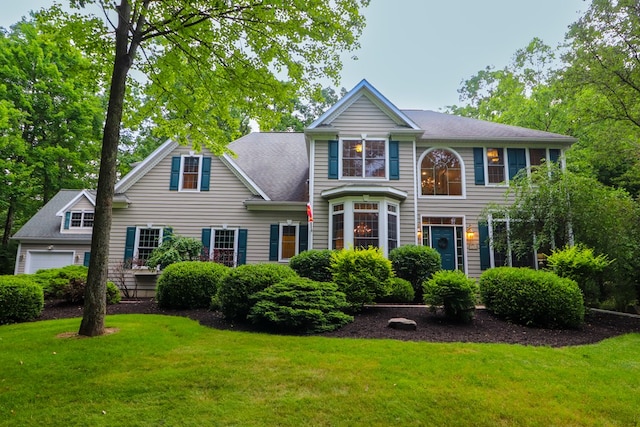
[387,317,417,331]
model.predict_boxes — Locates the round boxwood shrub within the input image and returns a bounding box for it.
[479,267,584,329]
[216,263,298,321]
[32,265,89,299]
[330,247,392,310]
[423,270,478,323]
[289,249,334,282]
[0,275,44,324]
[389,245,441,302]
[248,277,353,334]
[376,277,415,303]
[156,261,229,309]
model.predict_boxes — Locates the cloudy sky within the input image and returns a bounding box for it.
[1,0,587,111]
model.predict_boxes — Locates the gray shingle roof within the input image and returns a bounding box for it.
[12,190,93,242]
[229,132,308,201]
[403,110,576,142]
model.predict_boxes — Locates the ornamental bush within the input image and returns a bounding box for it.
[216,263,298,320]
[289,249,334,282]
[546,244,611,306]
[389,245,441,302]
[479,267,584,329]
[147,235,204,270]
[248,277,353,334]
[59,279,122,305]
[0,275,44,324]
[423,270,478,324]
[32,265,89,299]
[330,247,392,310]
[156,261,229,309]
[376,277,415,303]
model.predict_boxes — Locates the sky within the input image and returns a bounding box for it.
[1,0,587,111]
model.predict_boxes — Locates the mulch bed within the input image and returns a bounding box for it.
[38,299,640,347]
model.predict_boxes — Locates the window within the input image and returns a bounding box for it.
[280,224,298,261]
[420,149,463,196]
[342,139,386,178]
[486,148,505,184]
[529,148,546,167]
[170,155,211,191]
[136,227,162,263]
[181,156,200,190]
[68,211,94,228]
[488,217,536,268]
[269,223,307,261]
[474,147,562,186]
[212,229,237,267]
[330,199,399,256]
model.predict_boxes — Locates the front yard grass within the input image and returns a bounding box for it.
[1,314,639,426]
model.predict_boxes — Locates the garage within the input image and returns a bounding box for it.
[25,251,75,274]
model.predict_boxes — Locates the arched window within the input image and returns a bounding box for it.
[420,149,462,196]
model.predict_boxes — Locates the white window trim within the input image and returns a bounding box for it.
[69,210,94,229]
[209,228,239,267]
[279,222,299,262]
[328,197,400,257]
[134,227,164,263]
[338,137,389,180]
[179,154,203,192]
[417,147,466,199]
[484,147,562,186]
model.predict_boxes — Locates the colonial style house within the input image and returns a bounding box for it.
[13,80,575,295]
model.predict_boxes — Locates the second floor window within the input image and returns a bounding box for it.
[181,156,201,190]
[342,139,386,178]
[420,149,463,196]
[486,148,505,184]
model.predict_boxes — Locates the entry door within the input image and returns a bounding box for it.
[431,227,456,270]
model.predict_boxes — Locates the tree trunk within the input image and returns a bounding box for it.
[79,1,135,336]
[2,198,15,247]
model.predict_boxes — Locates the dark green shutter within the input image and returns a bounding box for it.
[549,149,560,163]
[83,252,91,267]
[64,212,71,229]
[124,227,136,261]
[507,148,527,180]
[389,140,400,180]
[299,225,308,252]
[169,156,181,190]
[201,228,211,258]
[473,148,485,185]
[269,224,279,261]
[238,229,248,265]
[162,227,173,242]
[328,140,339,179]
[479,223,491,271]
[200,157,211,191]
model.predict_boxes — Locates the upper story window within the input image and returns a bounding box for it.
[420,148,463,196]
[486,148,505,184]
[342,138,386,179]
[63,211,94,230]
[169,154,211,192]
[473,147,561,186]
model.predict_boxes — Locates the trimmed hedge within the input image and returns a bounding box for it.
[248,277,353,334]
[32,265,90,299]
[389,245,441,302]
[216,263,298,321]
[423,270,478,323]
[330,247,392,310]
[376,277,415,303]
[156,261,229,309]
[479,267,584,329]
[289,249,334,282]
[0,275,44,324]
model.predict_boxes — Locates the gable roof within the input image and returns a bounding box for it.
[308,79,421,131]
[115,139,179,193]
[12,190,93,243]
[55,189,95,217]
[403,110,576,143]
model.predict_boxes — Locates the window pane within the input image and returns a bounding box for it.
[138,228,161,261]
[421,149,462,195]
[71,212,82,227]
[529,148,546,167]
[332,213,344,250]
[281,225,297,260]
[342,140,362,177]
[353,212,378,248]
[83,212,94,227]
[387,212,397,251]
[365,140,385,177]
[182,157,200,189]
[487,148,505,183]
[213,229,235,267]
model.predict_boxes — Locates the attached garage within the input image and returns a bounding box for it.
[25,251,75,274]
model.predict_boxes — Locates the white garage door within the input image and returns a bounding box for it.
[26,252,75,274]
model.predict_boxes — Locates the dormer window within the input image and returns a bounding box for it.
[64,211,94,230]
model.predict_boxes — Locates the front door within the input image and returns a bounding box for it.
[431,226,456,270]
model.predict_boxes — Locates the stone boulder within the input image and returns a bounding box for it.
[387,317,417,331]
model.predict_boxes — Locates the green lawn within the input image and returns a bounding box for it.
[1,315,639,426]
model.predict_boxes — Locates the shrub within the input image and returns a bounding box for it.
[156,261,229,309]
[289,249,334,282]
[32,265,89,299]
[389,245,441,302]
[479,267,584,329]
[330,247,392,310]
[147,235,203,269]
[59,279,122,305]
[0,275,44,324]
[423,270,478,323]
[546,244,611,306]
[248,277,353,333]
[216,263,298,320]
[376,277,415,303]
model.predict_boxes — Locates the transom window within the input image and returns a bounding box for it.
[70,211,94,228]
[181,155,201,191]
[342,139,386,178]
[420,149,463,196]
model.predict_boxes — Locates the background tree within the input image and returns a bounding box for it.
[62,0,369,336]
[270,86,345,131]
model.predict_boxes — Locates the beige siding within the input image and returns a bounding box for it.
[109,145,306,293]
[329,95,398,133]
[16,243,91,275]
[70,197,94,211]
